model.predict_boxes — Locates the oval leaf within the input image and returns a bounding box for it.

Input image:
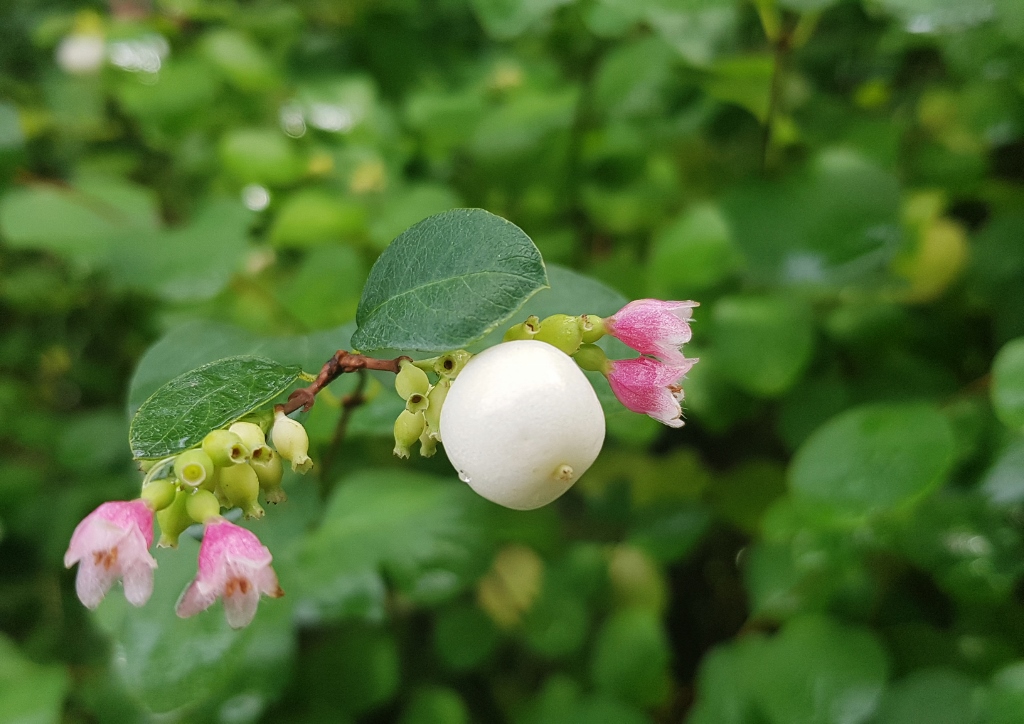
[129,355,303,460]
[352,208,548,352]
[789,403,954,515]
[992,337,1024,432]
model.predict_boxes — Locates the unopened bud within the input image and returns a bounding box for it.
[573,343,611,373]
[202,429,249,467]
[186,489,222,524]
[270,410,313,474]
[503,316,540,343]
[157,489,192,548]
[251,448,285,503]
[535,314,583,355]
[141,478,177,511]
[423,379,450,442]
[229,421,268,459]
[394,410,425,459]
[579,314,606,344]
[174,449,216,487]
[219,463,264,519]
[419,426,437,457]
[433,350,473,378]
[395,360,430,400]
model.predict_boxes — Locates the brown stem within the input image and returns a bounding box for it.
[276,350,408,416]
[320,368,369,485]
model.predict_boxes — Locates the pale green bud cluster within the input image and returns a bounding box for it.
[141,410,314,546]
[503,314,607,356]
[392,353,465,459]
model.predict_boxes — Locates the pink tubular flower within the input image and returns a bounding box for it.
[606,299,699,364]
[64,499,157,609]
[176,518,283,629]
[607,356,698,428]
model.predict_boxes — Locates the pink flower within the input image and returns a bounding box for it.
[607,356,698,428]
[64,499,157,609]
[606,299,699,363]
[176,518,283,629]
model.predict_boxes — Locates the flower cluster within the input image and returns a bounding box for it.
[505,300,699,427]
[64,411,310,628]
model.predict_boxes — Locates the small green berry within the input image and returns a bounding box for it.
[433,350,473,378]
[579,314,606,344]
[503,316,540,343]
[395,359,430,400]
[251,449,285,504]
[394,409,426,459]
[157,489,192,548]
[141,478,177,511]
[186,489,222,524]
[423,378,450,442]
[534,314,584,355]
[573,343,611,373]
[174,449,216,487]
[219,463,264,519]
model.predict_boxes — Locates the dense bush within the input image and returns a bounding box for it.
[1,0,1024,722]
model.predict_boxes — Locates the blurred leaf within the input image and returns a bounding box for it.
[202,29,279,92]
[703,55,775,122]
[992,338,1024,432]
[981,438,1024,505]
[294,471,492,622]
[471,89,577,159]
[712,295,815,397]
[270,190,366,249]
[0,633,69,724]
[219,128,304,186]
[352,209,548,352]
[590,609,671,708]
[129,356,302,459]
[594,37,677,119]
[686,637,763,724]
[990,662,1024,724]
[648,203,741,297]
[369,184,462,251]
[277,245,366,329]
[0,177,159,266]
[469,0,572,40]
[399,687,469,724]
[873,669,986,724]
[433,602,500,671]
[789,403,954,515]
[745,615,889,724]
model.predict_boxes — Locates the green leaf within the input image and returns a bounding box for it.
[0,176,159,266]
[981,438,1024,505]
[352,209,548,352]
[469,0,572,40]
[434,603,501,671]
[590,609,671,708]
[648,203,742,297]
[293,470,493,622]
[270,189,366,249]
[686,638,765,724]
[369,184,463,252]
[873,669,985,724]
[712,295,816,397]
[219,128,303,186]
[0,633,69,724]
[990,662,1024,724]
[129,356,302,460]
[745,615,889,724]
[703,55,775,121]
[992,338,1024,432]
[399,687,470,724]
[789,403,955,515]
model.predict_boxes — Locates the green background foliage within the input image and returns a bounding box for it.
[0,0,1023,721]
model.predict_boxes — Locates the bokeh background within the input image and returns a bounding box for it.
[2,0,1024,721]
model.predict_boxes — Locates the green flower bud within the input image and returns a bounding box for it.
[579,314,606,344]
[419,425,437,457]
[229,421,267,452]
[174,449,216,487]
[157,488,192,548]
[423,378,450,442]
[535,314,584,356]
[270,410,313,474]
[393,409,425,459]
[202,429,249,467]
[251,449,285,504]
[503,316,540,343]
[433,350,473,378]
[395,359,431,400]
[573,343,611,373]
[141,478,177,512]
[186,489,222,524]
[219,463,264,519]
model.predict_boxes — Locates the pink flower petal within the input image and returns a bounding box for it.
[607,299,699,363]
[606,357,697,428]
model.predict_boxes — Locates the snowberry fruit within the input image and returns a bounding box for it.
[439,340,605,510]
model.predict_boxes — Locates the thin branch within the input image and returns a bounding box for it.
[320,368,369,485]
[276,350,408,416]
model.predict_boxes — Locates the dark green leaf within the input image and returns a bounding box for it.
[352,208,548,352]
[0,632,69,724]
[129,356,302,459]
[590,609,671,708]
[789,403,954,515]
[873,669,985,724]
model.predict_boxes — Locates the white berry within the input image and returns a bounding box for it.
[439,340,606,510]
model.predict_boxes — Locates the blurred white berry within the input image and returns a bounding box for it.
[440,340,605,510]
[56,33,105,75]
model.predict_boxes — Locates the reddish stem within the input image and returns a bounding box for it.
[277,350,408,416]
